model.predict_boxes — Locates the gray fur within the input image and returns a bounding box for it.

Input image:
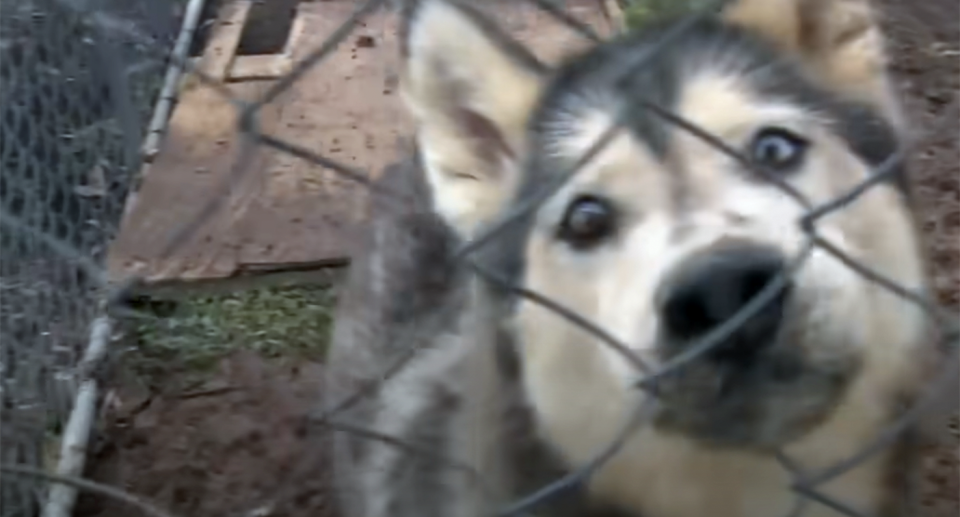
[325,152,634,517]
[324,1,927,515]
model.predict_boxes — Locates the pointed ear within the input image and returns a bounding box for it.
[399,0,547,238]
[722,0,905,132]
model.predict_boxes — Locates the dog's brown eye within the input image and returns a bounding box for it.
[557,196,616,249]
[749,127,808,174]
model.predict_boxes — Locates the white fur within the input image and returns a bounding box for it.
[373,1,930,515]
[514,72,926,517]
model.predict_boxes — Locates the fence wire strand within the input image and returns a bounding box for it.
[1,0,176,514]
[1,0,957,516]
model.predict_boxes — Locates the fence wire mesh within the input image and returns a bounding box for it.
[0,0,957,516]
[0,0,178,514]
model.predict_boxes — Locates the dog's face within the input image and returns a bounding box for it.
[400,0,928,452]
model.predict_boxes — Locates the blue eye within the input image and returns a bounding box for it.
[749,127,809,174]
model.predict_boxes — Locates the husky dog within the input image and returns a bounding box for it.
[324,0,934,515]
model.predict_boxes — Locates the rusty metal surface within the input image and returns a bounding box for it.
[107,0,615,286]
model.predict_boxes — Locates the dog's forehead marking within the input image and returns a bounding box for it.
[522,11,905,232]
[674,72,811,141]
[538,70,812,229]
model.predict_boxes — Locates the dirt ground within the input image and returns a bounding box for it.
[879,0,960,515]
[75,3,958,517]
[75,350,337,517]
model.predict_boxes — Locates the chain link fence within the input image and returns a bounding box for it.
[0,0,957,516]
[0,0,179,514]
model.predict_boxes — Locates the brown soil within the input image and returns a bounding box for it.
[879,1,960,516]
[75,350,337,517]
[882,0,960,310]
[75,2,958,517]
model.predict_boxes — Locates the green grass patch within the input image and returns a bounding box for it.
[620,0,716,30]
[130,283,336,383]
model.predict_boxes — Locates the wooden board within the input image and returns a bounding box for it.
[107,0,617,286]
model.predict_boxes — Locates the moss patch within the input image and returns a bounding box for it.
[620,0,715,30]
[129,284,336,385]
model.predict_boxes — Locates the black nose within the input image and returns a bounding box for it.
[658,243,790,362]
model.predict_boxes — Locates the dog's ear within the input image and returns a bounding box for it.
[399,0,546,238]
[722,0,905,131]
